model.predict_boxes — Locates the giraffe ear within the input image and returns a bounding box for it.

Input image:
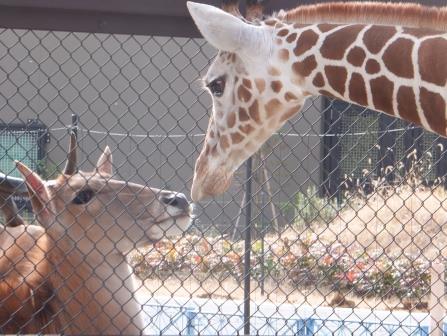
[187,2,269,55]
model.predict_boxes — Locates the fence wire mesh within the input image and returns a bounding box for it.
[0,3,446,335]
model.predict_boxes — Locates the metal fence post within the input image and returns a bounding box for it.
[243,157,253,335]
[71,113,78,137]
[185,308,197,336]
[296,319,314,336]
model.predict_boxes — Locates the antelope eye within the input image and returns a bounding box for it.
[207,77,225,97]
[72,189,95,205]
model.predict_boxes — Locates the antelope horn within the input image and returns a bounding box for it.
[63,131,78,175]
[0,172,28,195]
[0,192,24,227]
[246,0,266,21]
[221,0,242,17]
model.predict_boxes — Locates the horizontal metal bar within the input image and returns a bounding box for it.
[0,0,290,37]
[0,0,221,17]
[0,7,199,37]
[0,0,445,37]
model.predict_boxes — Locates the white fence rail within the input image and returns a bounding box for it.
[141,296,432,335]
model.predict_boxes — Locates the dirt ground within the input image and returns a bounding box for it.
[135,276,433,313]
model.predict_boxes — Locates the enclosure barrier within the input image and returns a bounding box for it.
[0,0,446,334]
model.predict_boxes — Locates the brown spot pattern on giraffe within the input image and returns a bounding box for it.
[237,85,252,102]
[419,37,447,86]
[285,92,298,101]
[294,30,319,57]
[210,144,218,156]
[383,38,414,78]
[219,134,230,151]
[278,49,289,61]
[325,66,348,96]
[271,81,283,93]
[321,25,364,60]
[319,90,337,99]
[231,132,244,144]
[349,73,367,106]
[268,67,281,76]
[370,76,394,115]
[239,108,250,122]
[279,105,302,123]
[312,72,325,88]
[239,124,255,134]
[277,29,289,37]
[318,24,339,33]
[397,86,420,125]
[248,101,261,124]
[264,19,277,26]
[363,26,397,54]
[347,47,366,67]
[265,99,282,118]
[255,79,266,93]
[292,55,317,77]
[293,23,308,29]
[420,87,446,135]
[242,78,252,89]
[227,112,236,128]
[286,33,297,43]
[403,27,440,38]
[365,59,381,74]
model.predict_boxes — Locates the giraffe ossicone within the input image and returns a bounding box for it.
[187,1,447,202]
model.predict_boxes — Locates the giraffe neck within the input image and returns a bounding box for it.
[275,22,447,136]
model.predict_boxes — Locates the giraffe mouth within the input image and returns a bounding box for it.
[191,168,233,202]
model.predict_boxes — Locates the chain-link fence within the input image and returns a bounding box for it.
[1,1,446,335]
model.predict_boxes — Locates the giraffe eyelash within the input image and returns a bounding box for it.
[199,77,208,89]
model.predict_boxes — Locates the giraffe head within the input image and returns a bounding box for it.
[188,2,307,201]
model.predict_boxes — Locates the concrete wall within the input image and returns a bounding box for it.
[0,29,324,235]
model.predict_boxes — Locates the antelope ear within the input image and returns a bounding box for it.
[96,146,113,175]
[15,161,52,222]
[187,1,269,55]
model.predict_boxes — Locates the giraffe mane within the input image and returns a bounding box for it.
[281,2,447,31]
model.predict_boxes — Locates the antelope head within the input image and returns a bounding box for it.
[1,133,193,257]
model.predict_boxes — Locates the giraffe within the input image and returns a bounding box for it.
[187,1,447,202]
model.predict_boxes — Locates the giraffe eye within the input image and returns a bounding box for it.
[207,77,226,97]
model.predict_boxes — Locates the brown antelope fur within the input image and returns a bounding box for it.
[187,1,447,201]
[0,192,24,227]
[0,134,192,333]
[0,225,97,334]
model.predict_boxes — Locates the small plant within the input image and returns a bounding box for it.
[290,185,339,229]
[36,159,59,180]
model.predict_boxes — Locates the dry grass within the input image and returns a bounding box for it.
[304,184,447,260]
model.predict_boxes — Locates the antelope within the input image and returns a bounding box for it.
[0,133,193,334]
